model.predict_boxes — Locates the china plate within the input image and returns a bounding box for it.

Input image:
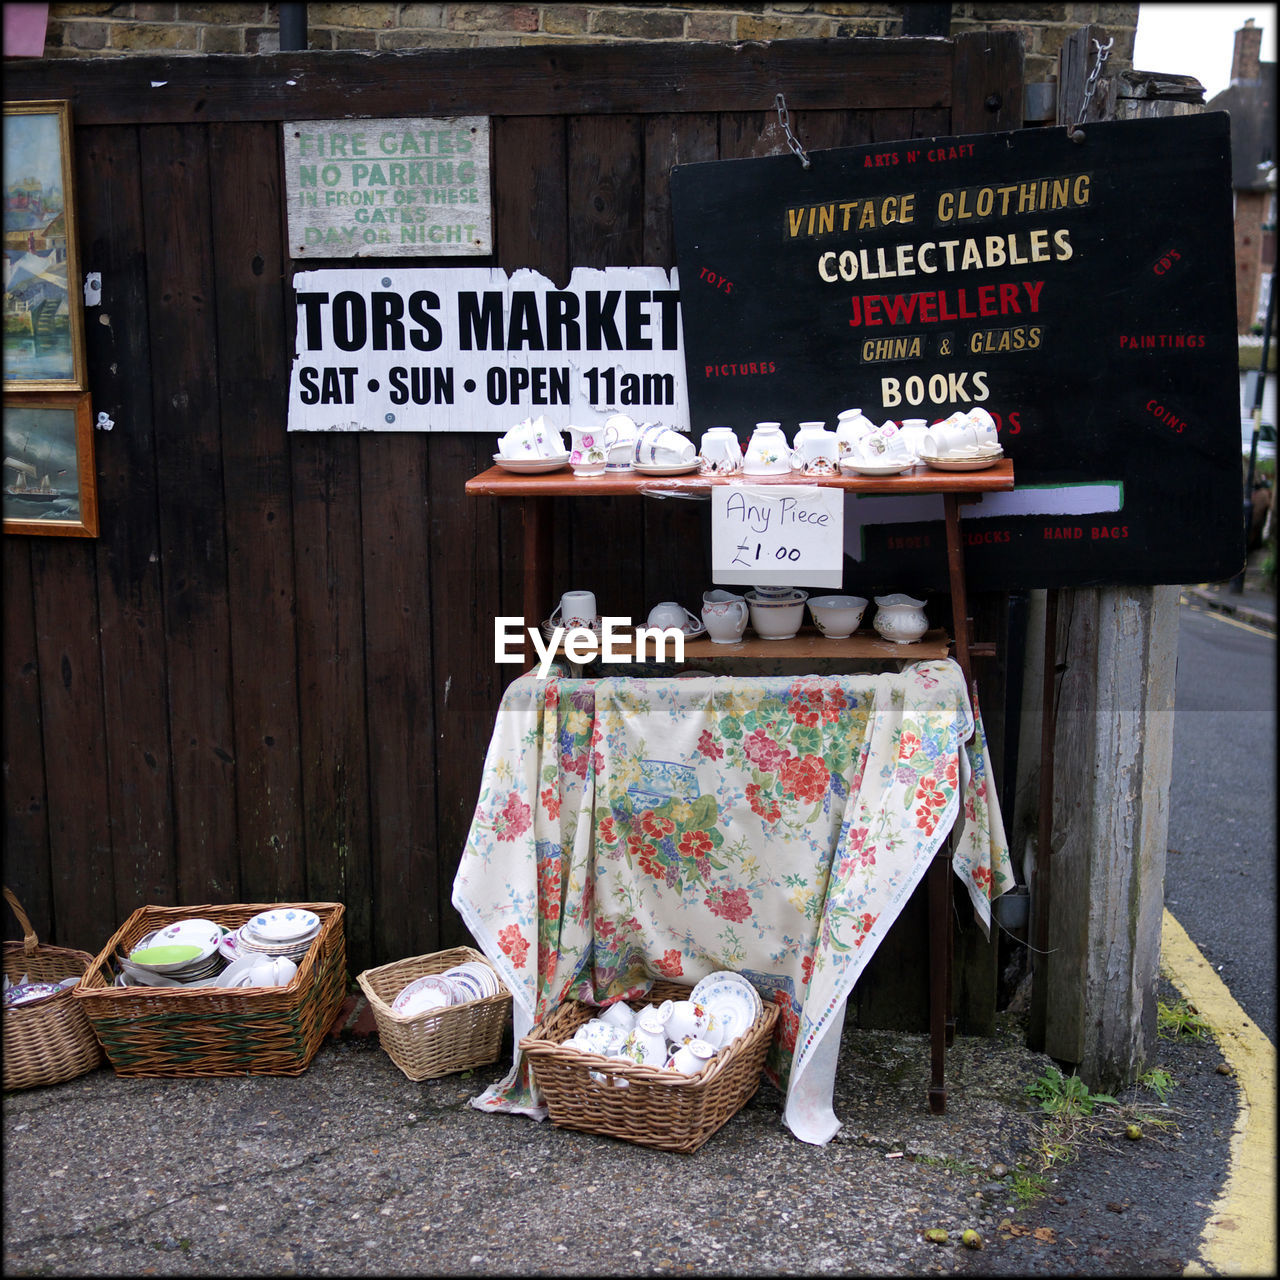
[244,908,320,943]
[393,973,457,1014]
[838,458,914,476]
[698,983,759,1037]
[631,461,699,476]
[692,970,763,1020]
[148,917,223,948]
[918,453,1003,472]
[128,944,206,969]
[492,453,571,474]
[3,981,66,1008]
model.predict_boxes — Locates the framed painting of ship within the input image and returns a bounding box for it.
[3,392,98,536]
[4,100,87,391]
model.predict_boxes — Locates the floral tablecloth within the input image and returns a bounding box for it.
[451,660,1011,1144]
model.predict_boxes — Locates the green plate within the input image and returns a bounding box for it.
[129,944,204,965]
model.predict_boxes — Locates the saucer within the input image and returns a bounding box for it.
[632,461,699,476]
[492,453,571,474]
[918,451,1003,472]
[541,617,606,642]
[393,974,457,1015]
[243,908,320,943]
[692,970,763,1022]
[838,458,914,476]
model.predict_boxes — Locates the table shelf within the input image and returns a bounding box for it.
[465,458,1014,498]
[550,626,952,665]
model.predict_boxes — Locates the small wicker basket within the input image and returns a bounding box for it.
[73,902,346,1077]
[357,946,512,1081]
[520,978,780,1154]
[3,887,104,1092]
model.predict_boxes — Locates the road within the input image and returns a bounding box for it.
[1166,598,1276,1043]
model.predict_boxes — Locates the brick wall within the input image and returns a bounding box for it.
[36,3,1138,85]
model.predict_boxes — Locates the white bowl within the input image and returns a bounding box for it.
[745,589,808,640]
[807,594,868,639]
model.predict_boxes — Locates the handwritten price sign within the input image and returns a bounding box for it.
[711,485,844,588]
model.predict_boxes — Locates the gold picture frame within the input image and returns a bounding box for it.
[3,392,98,537]
[3,99,87,392]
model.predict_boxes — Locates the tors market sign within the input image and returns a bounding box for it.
[671,113,1241,590]
[283,117,491,257]
[286,266,687,432]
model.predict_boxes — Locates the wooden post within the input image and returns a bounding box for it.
[1028,26,1192,1089]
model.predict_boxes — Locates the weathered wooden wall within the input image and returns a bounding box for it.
[3,36,1022,1023]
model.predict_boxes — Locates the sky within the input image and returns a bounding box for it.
[1132,3,1277,99]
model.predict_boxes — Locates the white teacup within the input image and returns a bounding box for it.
[236,956,297,988]
[499,416,565,459]
[668,1038,717,1076]
[963,407,999,441]
[808,594,869,639]
[789,421,839,474]
[857,423,911,462]
[552,590,597,630]
[646,601,699,632]
[698,427,743,475]
[598,1001,636,1033]
[922,424,979,457]
[665,999,713,1045]
[634,424,696,468]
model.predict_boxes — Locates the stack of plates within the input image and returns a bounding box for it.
[918,443,1004,472]
[236,908,322,963]
[690,970,764,1048]
[392,960,501,1016]
[117,917,225,987]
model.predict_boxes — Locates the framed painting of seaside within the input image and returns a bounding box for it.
[3,393,98,537]
[3,100,87,391]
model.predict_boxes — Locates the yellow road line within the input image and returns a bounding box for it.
[1179,598,1276,639]
[1162,908,1277,1277]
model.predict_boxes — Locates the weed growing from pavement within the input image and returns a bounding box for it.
[1026,1066,1118,1116]
[1009,1167,1048,1205]
[1140,1066,1176,1102]
[1158,996,1212,1040]
[1022,1065,1183,1185]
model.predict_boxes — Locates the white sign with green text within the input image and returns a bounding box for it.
[283,116,491,258]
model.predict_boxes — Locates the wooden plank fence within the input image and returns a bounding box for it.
[3,35,1022,1026]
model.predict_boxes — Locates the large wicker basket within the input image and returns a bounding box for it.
[357,945,512,1081]
[520,978,780,1154]
[73,902,346,1077]
[3,887,104,1091]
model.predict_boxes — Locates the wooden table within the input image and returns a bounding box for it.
[465,458,1015,1113]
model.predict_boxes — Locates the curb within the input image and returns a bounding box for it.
[1162,910,1278,1278]
[1182,586,1276,633]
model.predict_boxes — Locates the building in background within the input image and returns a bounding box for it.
[1209,18,1276,333]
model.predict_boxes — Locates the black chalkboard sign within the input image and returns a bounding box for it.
[671,113,1242,591]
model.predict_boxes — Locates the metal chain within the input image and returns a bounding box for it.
[1072,36,1114,133]
[775,93,811,168]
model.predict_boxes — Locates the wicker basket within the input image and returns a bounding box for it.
[357,946,512,1081]
[3,888,104,1092]
[520,978,780,1154]
[72,902,346,1077]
